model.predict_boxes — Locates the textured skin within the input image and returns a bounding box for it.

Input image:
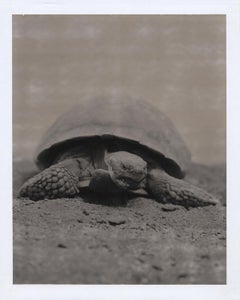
[18,158,94,200]
[19,162,79,200]
[147,169,220,207]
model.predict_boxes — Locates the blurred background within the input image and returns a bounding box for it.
[13,15,225,165]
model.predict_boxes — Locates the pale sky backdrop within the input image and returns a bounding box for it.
[13,15,225,165]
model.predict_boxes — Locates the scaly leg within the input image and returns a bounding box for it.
[147,169,220,207]
[18,158,93,200]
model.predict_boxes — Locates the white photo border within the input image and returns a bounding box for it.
[1,0,240,299]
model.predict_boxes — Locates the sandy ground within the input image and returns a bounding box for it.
[13,161,226,284]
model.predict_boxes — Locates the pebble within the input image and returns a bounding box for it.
[24,201,35,206]
[178,273,188,279]
[57,243,67,249]
[108,217,126,226]
[96,219,106,224]
[134,212,144,217]
[161,204,179,212]
[200,254,210,259]
[152,263,162,271]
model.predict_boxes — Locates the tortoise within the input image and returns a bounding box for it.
[19,96,219,207]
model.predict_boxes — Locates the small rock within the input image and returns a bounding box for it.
[178,273,188,279]
[161,204,179,212]
[200,254,210,259]
[57,243,67,249]
[152,264,162,271]
[96,219,107,224]
[108,217,126,226]
[137,257,145,263]
[24,201,35,206]
[134,211,144,217]
[77,219,83,223]
[147,223,157,231]
[83,209,90,216]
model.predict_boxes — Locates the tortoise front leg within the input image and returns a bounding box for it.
[147,169,220,208]
[18,158,93,200]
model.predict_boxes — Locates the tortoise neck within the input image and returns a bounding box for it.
[92,143,108,169]
[55,142,109,170]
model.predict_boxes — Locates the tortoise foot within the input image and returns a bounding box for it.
[18,159,81,200]
[147,169,220,208]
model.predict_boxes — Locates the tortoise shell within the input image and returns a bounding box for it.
[35,96,191,179]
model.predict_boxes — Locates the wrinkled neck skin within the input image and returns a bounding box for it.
[56,143,107,170]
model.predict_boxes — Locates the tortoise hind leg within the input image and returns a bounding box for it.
[147,169,220,208]
[18,158,90,200]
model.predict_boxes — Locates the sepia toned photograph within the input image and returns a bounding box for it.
[13,15,226,284]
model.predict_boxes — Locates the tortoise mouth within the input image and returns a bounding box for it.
[36,136,185,179]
